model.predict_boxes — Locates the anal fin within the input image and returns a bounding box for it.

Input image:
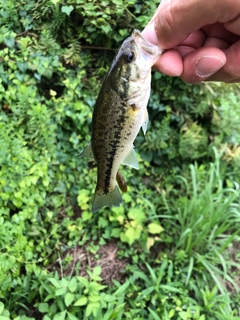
[122,147,139,170]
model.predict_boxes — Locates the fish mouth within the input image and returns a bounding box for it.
[132,29,163,56]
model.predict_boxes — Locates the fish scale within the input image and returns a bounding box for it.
[82,30,163,213]
[93,100,137,194]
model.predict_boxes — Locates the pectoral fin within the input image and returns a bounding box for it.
[142,109,149,135]
[80,142,94,159]
[122,147,138,170]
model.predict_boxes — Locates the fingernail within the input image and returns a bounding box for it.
[195,56,225,77]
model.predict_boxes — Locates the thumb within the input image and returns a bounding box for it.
[142,0,240,49]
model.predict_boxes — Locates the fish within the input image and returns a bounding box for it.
[82,29,163,213]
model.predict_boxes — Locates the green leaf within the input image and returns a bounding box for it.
[38,302,49,313]
[93,265,101,277]
[88,282,106,292]
[56,299,65,312]
[61,5,74,16]
[82,211,92,221]
[74,296,88,306]
[114,281,130,296]
[89,295,101,302]
[124,227,142,245]
[147,308,161,320]
[112,0,123,4]
[68,277,78,293]
[0,302,4,314]
[160,285,181,293]
[168,309,175,318]
[67,312,79,320]
[86,303,93,317]
[111,228,121,238]
[136,286,155,301]
[128,208,145,223]
[4,35,15,48]
[77,276,89,287]
[48,278,61,288]
[49,303,57,314]
[148,223,164,235]
[102,294,116,303]
[101,25,112,34]
[17,61,28,73]
[64,292,75,307]
[53,311,67,320]
[0,255,16,272]
[179,311,188,320]
[55,288,67,296]
[86,302,100,317]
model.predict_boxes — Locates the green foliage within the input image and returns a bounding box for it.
[0,301,11,319]
[1,0,240,319]
[160,149,240,293]
[36,266,124,319]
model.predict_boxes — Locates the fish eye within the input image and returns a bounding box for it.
[124,51,135,63]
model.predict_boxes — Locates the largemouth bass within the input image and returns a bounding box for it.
[82,30,162,213]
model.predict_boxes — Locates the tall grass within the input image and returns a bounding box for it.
[162,148,240,294]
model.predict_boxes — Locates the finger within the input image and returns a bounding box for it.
[227,77,240,83]
[202,23,240,44]
[153,49,183,76]
[181,30,206,48]
[224,13,240,35]
[177,46,195,57]
[149,0,240,49]
[142,20,160,47]
[177,35,230,57]
[180,47,226,84]
[204,37,230,49]
[207,40,240,82]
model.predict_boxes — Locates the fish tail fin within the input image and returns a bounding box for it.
[92,186,122,213]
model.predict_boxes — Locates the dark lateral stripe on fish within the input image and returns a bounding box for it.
[104,165,114,194]
[120,65,131,100]
[103,144,119,194]
[103,104,128,194]
[103,144,121,194]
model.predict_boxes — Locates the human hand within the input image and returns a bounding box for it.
[142,0,240,83]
